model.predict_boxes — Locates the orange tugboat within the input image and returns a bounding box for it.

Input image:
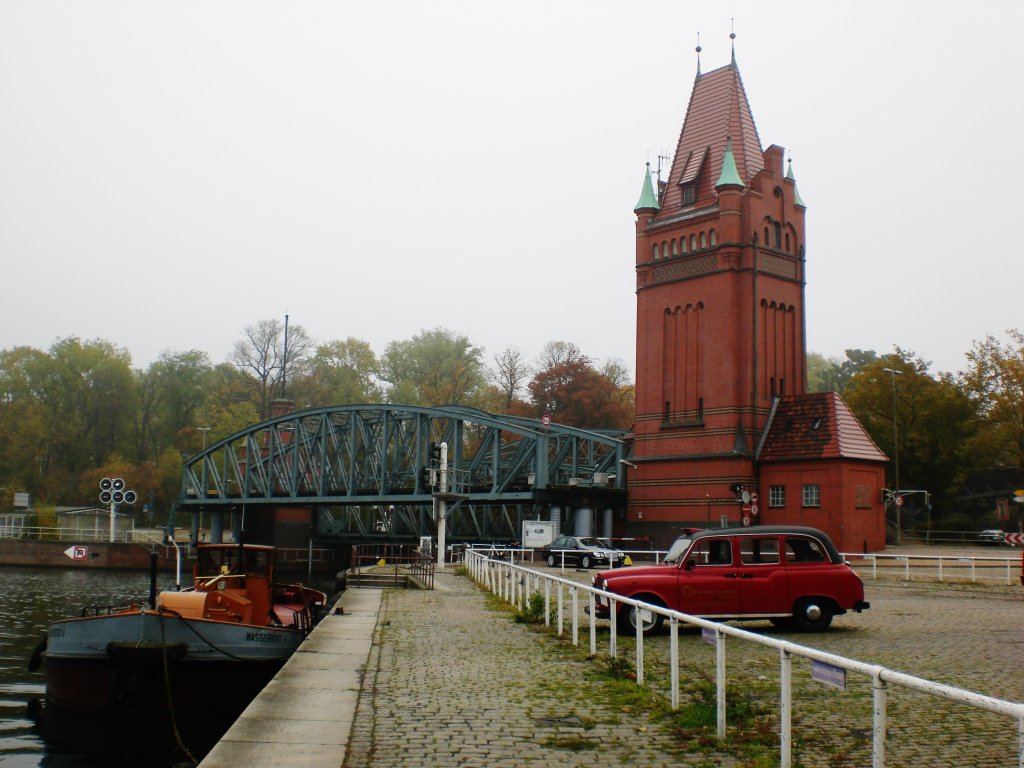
[35,543,328,764]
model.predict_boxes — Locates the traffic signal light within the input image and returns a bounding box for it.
[730,483,744,495]
[430,442,441,464]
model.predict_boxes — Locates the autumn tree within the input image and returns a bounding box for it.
[490,345,532,412]
[232,318,314,420]
[844,350,978,513]
[527,350,632,429]
[959,330,1024,470]
[379,328,485,406]
[807,349,879,393]
[133,350,212,462]
[291,338,382,408]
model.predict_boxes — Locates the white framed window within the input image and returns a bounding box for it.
[769,485,785,507]
[802,484,821,508]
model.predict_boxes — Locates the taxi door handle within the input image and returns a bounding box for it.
[723,573,738,579]
[739,573,754,579]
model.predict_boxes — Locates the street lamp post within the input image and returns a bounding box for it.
[881,368,903,544]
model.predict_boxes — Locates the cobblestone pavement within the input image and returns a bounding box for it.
[343,560,1024,768]
[342,571,742,768]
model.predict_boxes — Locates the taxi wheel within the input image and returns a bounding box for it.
[546,554,556,567]
[625,601,664,636]
[581,555,592,569]
[793,598,834,632]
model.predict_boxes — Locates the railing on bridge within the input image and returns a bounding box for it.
[465,549,1024,768]
[350,543,434,590]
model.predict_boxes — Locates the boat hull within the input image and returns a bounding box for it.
[42,610,304,762]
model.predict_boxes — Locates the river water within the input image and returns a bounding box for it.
[0,567,183,768]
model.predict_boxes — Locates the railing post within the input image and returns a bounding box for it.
[635,610,644,686]
[571,586,579,647]
[557,582,564,635]
[873,671,887,768]
[716,628,726,740]
[780,648,792,768]
[669,617,679,710]
[544,579,551,627]
[938,557,943,582]
[609,598,617,658]
[589,592,597,656]
[1017,715,1024,768]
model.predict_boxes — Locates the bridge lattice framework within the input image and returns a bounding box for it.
[178,404,628,541]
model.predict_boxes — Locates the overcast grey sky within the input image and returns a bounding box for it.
[2,1,1020,377]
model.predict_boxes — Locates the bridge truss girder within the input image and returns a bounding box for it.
[178,404,628,540]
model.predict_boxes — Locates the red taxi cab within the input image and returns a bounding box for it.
[592,526,869,634]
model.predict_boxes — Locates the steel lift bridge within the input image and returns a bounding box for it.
[178,404,628,545]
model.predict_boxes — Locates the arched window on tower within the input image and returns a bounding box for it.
[652,243,659,261]
[672,239,678,256]
[764,226,770,246]
[709,229,717,246]
[680,236,687,254]
[700,232,707,249]
[774,222,782,248]
[785,232,790,252]
[690,234,697,251]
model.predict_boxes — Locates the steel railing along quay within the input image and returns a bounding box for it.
[843,551,1023,585]
[465,549,1024,768]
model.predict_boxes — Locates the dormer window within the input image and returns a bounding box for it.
[677,145,708,209]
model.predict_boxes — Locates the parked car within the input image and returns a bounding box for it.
[541,536,625,569]
[591,526,869,634]
[978,529,1005,545]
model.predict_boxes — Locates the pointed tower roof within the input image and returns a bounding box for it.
[715,138,744,189]
[786,158,806,208]
[655,61,763,217]
[634,162,661,213]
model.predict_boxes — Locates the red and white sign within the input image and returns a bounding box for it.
[541,415,551,427]
[63,545,87,561]
[750,504,759,517]
[742,515,751,527]
[750,493,759,504]
[895,495,904,507]
[1003,533,1024,546]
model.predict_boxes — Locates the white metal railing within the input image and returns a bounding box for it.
[465,549,1024,768]
[843,551,1022,586]
[534,546,1023,585]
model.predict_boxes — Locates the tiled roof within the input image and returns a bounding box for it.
[655,63,764,218]
[758,392,888,463]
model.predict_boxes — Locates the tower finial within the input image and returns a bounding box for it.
[695,32,702,79]
[730,19,737,66]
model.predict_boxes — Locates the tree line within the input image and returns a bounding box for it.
[809,332,1024,531]
[3,320,1023,532]
[0,320,633,521]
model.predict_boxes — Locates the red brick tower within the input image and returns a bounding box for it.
[627,42,887,552]
[629,46,809,539]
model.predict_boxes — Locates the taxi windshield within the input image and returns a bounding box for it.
[664,537,693,565]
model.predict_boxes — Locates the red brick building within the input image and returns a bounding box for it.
[627,48,887,552]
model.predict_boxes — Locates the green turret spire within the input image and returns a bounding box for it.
[715,139,744,189]
[634,162,661,212]
[787,157,806,208]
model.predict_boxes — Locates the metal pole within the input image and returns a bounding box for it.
[436,442,448,570]
[882,368,902,545]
